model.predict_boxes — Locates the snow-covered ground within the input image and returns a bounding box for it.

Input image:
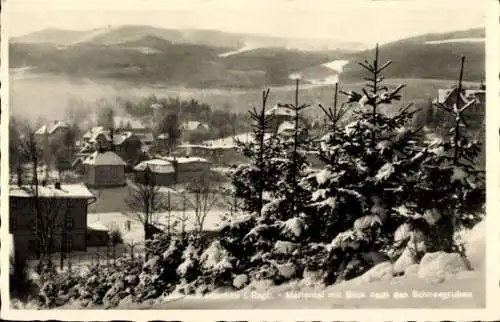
[117,219,486,309]
[322,59,350,73]
[88,209,230,244]
[425,38,484,44]
[218,45,261,57]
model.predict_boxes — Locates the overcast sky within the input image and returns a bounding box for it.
[7,0,486,45]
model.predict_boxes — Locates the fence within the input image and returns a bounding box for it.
[26,244,146,275]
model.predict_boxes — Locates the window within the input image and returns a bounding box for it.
[64,238,72,251]
[66,217,74,229]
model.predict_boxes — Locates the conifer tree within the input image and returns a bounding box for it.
[301,45,425,280]
[230,89,284,216]
[408,56,485,253]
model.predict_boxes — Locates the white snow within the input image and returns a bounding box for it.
[417,251,469,282]
[330,230,364,251]
[200,241,232,271]
[394,223,412,243]
[358,262,393,283]
[315,168,333,185]
[353,215,382,231]
[464,220,485,270]
[393,246,417,275]
[274,240,299,255]
[311,188,327,201]
[451,167,468,183]
[425,38,484,44]
[275,262,297,279]
[218,44,261,58]
[232,274,249,289]
[375,162,394,181]
[423,208,441,226]
[322,60,350,73]
[177,257,195,277]
[280,217,305,238]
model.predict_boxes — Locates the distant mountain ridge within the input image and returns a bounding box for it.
[12,25,368,52]
[298,28,485,84]
[10,26,485,89]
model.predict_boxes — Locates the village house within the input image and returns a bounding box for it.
[86,127,113,151]
[265,104,295,134]
[86,221,110,248]
[113,131,144,166]
[432,84,486,130]
[114,116,155,147]
[163,156,212,184]
[134,159,176,186]
[9,182,96,255]
[34,121,73,168]
[154,133,171,154]
[34,120,70,144]
[433,86,485,109]
[83,151,127,188]
[181,121,210,143]
[79,127,145,167]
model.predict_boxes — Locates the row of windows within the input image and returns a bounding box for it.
[10,217,74,231]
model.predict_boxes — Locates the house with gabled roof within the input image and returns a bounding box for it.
[264,104,308,135]
[113,131,143,166]
[34,120,72,168]
[134,159,176,186]
[114,116,155,146]
[35,120,70,138]
[83,151,127,188]
[433,86,485,109]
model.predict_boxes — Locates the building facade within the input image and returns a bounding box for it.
[9,183,96,255]
[83,151,127,188]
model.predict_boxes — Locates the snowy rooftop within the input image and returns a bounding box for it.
[265,105,294,117]
[35,121,70,135]
[134,159,175,174]
[113,131,136,145]
[203,132,273,148]
[83,126,107,139]
[181,121,209,131]
[277,121,295,134]
[435,87,484,105]
[163,156,210,164]
[10,184,95,199]
[82,151,127,166]
[87,221,109,232]
[88,130,112,143]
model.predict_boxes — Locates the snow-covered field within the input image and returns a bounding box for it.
[88,209,229,244]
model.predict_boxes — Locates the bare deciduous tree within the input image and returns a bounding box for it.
[124,165,168,241]
[181,171,221,235]
[19,129,70,266]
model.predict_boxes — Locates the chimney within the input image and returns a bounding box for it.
[55,182,61,190]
